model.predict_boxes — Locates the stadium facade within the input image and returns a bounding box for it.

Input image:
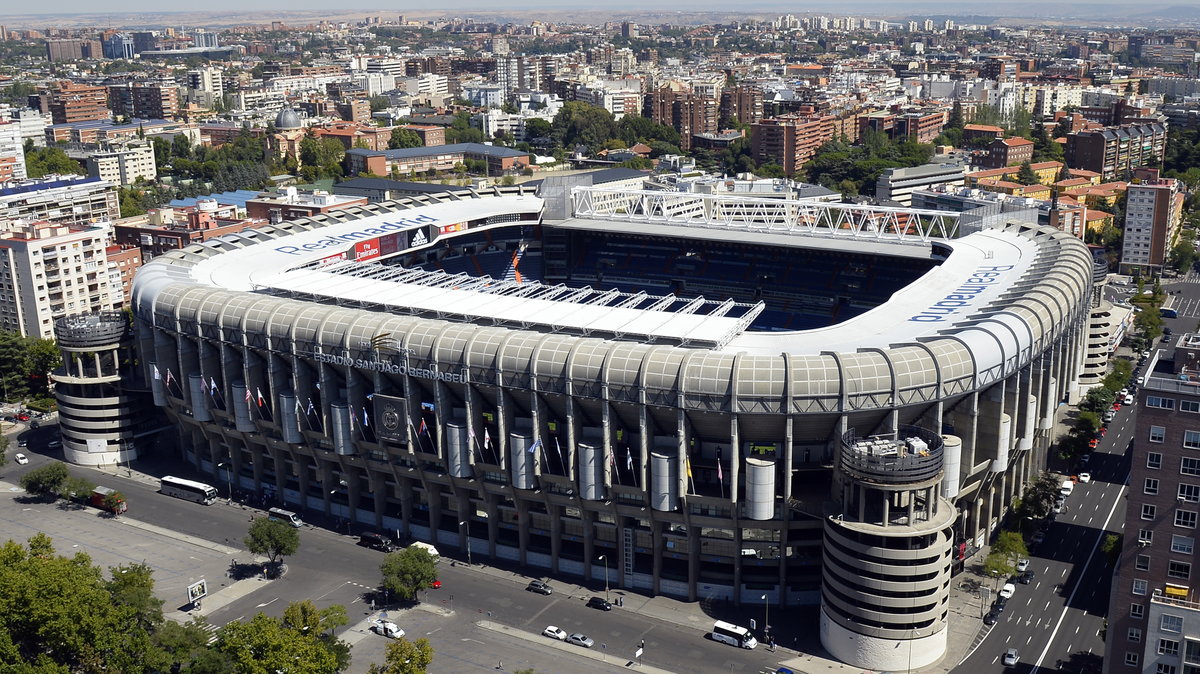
[130,184,1094,670]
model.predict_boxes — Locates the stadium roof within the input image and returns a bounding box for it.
[347,143,530,161]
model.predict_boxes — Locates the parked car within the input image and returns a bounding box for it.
[983,610,999,626]
[526,580,553,595]
[47,440,61,448]
[586,596,612,611]
[1031,531,1046,545]
[542,626,567,641]
[370,621,404,639]
[1018,571,1035,585]
[1078,473,1091,484]
[1002,648,1019,666]
[1125,394,1135,405]
[1016,559,1029,573]
[999,583,1016,599]
[567,633,595,648]
[358,532,396,552]
[14,453,28,464]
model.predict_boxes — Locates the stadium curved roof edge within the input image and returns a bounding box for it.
[132,187,1093,390]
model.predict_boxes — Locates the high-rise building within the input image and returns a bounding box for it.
[645,86,718,151]
[44,82,110,125]
[621,21,638,38]
[0,219,118,338]
[751,114,836,175]
[1066,122,1169,182]
[720,84,765,125]
[44,38,103,62]
[1105,341,1200,674]
[186,67,224,108]
[190,28,220,48]
[103,33,135,60]
[131,31,157,54]
[0,175,118,227]
[1120,170,1185,275]
[0,120,27,184]
[85,142,157,187]
[130,83,180,120]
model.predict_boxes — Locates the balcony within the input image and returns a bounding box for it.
[840,425,944,485]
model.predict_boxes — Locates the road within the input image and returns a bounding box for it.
[2,427,797,674]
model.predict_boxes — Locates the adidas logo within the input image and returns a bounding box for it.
[410,230,428,247]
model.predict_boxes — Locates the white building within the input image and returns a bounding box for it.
[234,89,287,113]
[462,83,507,108]
[0,220,118,338]
[0,175,119,228]
[5,107,47,148]
[1121,176,1184,274]
[186,67,224,108]
[85,142,157,187]
[0,120,27,183]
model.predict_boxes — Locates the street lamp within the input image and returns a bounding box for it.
[459,520,472,566]
[761,593,769,641]
[217,462,232,502]
[598,554,609,602]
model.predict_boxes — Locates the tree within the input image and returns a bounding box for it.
[1015,161,1039,186]
[388,128,423,150]
[19,460,69,498]
[1102,533,1122,566]
[380,546,438,602]
[984,551,1015,578]
[244,517,300,570]
[214,612,340,674]
[523,118,552,141]
[107,562,164,632]
[992,530,1029,563]
[367,637,435,674]
[947,101,965,130]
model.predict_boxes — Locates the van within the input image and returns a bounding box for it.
[268,507,303,527]
[408,541,440,561]
[359,532,395,552]
[1060,480,1074,498]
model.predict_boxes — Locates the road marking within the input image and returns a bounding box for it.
[1027,635,1033,644]
[1045,601,1051,610]
[255,598,278,608]
[1028,479,1127,674]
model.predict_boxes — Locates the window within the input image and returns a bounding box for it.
[1187,640,1200,664]
[1148,478,1162,494]
[1178,510,1198,529]
[1134,579,1149,595]
[1188,431,1200,450]
[1152,426,1168,443]
[1163,640,1182,656]
[1185,458,1200,476]
[1132,603,1145,618]
[1151,453,1164,469]
[1182,484,1200,503]
[1128,652,1141,666]
[1163,614,1185,633]
[1137,554,1152,571]
[1150,396,1178,409]
[1170,561,1192,580]
[1183,400,1200,413]
[1162,665,1180,674]
[1130,628,1143,642]
[1145,504,1160,520]
[1173,535,1195,555]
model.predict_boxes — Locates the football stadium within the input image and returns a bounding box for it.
[131,181,1095,669]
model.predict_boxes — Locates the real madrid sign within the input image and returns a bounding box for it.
[311,351,468,384]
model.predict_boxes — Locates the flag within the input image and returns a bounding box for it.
[294,399,302,413]
[686,456,693,479]
[244,388,252,403]
[349,407,356,429]
[165,368,175,386]
[419,418,429,435]
[315,382,321,390]
[201,377,209,392]
[626,447,634,472]
[484,427,491,447]
[366,393,375,400]
[153,365,161,380]
[716,446,724,484]
[256,388,265,408]
[209,377,218,395]
[362,406,369,427]
[306,398,315,415]
[555,437,564,464]
[528,439,542,455]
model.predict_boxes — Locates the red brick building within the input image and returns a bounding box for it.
[982,137,1035,168]
[751,114,836,175]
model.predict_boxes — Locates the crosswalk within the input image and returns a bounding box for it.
[197,621,219,644]
[1171,296,1200,318]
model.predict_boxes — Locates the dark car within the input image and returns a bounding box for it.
[358,532,396,552]
[526,580,553,595]
[983,610,999,626]
[1018,571,1035,585]
[994,596,1007,612]
[586,596,612,611]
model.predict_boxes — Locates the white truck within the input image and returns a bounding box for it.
[370,620,405,639]
[408,541,440,561]
[1060,480,1075,498]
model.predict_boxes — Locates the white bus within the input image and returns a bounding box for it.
[711,620,758,649]
[160,476,218,505]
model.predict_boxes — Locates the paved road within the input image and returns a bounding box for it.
[2,435,796,674]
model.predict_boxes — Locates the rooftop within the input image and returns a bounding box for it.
[348,143,531,160]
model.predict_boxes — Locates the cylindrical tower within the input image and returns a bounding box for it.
[52,312,152,467]
[820,425,956,671]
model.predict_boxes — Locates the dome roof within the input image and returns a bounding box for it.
[275,107,302,130]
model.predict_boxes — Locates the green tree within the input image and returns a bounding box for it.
[1015,161,1039,185]
[380,546,438,602]
[214,612,340,674]
[107,562,164,632]
[992,530,1029,563]
[1102,533,1123,566]
[367,637,435,674]
[388,128,423,150]
[19,460,69,498]
[23,146,84,178]
[983,551,1016,578]
[947,101,965,130]
[244,517,300,570]
[523,118,553,140]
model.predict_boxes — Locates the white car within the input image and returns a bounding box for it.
[1118,388,1129,398]
[1078,473,1091,484]
[370,621,404,639]
[999,583,1016,599]
[542,626,567,641]
[1002,648,1019,666]
[1016,559,1029,573]
[14,453,28,464]
[1124,394,1135,405]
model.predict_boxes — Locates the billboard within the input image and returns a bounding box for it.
[373,394,408,444]
[354,238,381,261]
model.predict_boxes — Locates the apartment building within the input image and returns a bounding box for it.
[345,143,531,177]
[751,114,835,175]
[875,163,966,206]
[105,244,142,305]
[0,121,27,184]
[131,83,180,120]
[1066,122,1169,182]
[113,199,261,259]
[1105,340,1200,674]
[0,176,119,226]
[645,86,718,151]
[35,82,111,125]
[720,84,765,125]
[44,38,102,62]
[85,142,157,187]
[1120,171,1185,275]
[0,220,117,338]
[982,137,1035,169]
